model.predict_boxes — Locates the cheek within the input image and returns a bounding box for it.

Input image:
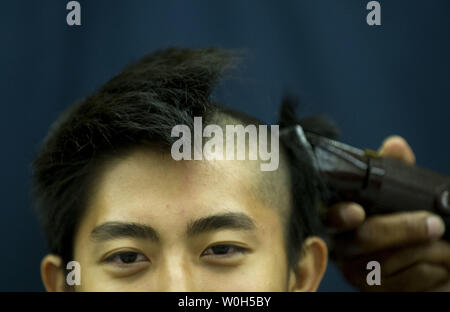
[195,263,288,291]
[193,245,290,292]
[250,246,290,291]
[76,265,137,292]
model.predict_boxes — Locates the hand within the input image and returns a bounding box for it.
[327,136,450,291]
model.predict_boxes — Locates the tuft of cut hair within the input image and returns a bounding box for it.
[33,48,237,262]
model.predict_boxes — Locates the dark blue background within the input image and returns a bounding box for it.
[1,0,449,291]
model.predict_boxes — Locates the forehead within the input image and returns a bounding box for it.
[82,147,279,232]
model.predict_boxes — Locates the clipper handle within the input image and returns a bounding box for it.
[296,127,450,240]
[361,156,450,240]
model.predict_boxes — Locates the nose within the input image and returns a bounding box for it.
[157,256,192,291]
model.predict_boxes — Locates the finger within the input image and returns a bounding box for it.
[325,202,366,232]
[378,135,416,164]
[354,211,446,253]
[382,241,450,276]
[382,263,449,292]
[340,260,448,292]
[429,280,450,292]
[336,244,450,292]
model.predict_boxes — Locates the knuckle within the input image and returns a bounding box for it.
[403,214,422,237]
[356,218,389,246]
[396,211,431,240]
[411,263,437,278]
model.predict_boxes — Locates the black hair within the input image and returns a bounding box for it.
[278,95,339,266]
[32,47,337,270]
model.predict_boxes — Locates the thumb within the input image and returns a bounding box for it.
[378,135,416,164]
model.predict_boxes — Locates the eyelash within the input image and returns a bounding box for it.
[103,244,248,266]
[104,251,149,266]
[201,244,247,257]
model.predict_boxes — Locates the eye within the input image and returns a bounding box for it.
[201,244,247,257]
[105,251,149,265]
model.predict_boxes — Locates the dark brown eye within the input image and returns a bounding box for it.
[202,244,246,256]
[106,251,148,265]
[119,252,138,263]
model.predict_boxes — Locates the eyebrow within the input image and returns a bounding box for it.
[90,213,256,242]
[186,212,256,236]
[91,222,159,242]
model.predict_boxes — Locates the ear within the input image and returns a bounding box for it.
[41,254,66,292]
[288,236,328,292]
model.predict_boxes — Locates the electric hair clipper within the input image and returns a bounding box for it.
[292,125,450,240]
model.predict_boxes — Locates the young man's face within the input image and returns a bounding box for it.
[42,147,328,291]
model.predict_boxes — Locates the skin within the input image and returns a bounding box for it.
[41,147,328,292]
[327,136,450,291]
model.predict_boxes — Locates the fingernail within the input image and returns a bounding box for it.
[340,204,365,224]
[427,216,445,238]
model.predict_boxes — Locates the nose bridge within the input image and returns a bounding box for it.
[157,249,193,291]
